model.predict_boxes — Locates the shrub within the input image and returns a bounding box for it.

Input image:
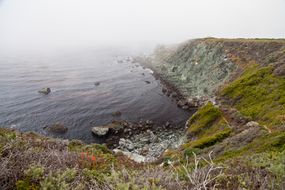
[40,168,76,190]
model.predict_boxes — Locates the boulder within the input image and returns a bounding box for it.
[170,92,178,98]
[165,121,171,128]
[112,111,122,117]
[162,87,168,93]
[92,127,109,136]
[119,138,134,151]
[147,130,158,143]
[145,120,153,125]
[47,122,67,134]
[187,98,200,107]
[177,100,187,107]
[38,88,51,95]
[182,105,189,110]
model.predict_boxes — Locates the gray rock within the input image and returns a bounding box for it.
[119,138,135,151]
[246,121,260,128]
[94,82,100,86]
[91,127,109,136]
[126,143,134,151]
[170,92,178,98]
[113,149,146,163]
[38,87,51,95]
[47,122,67,134]
[177,100,187,107]
[165,121,170,127]
[182,105,189,110]
[147,130,158,143]
[145,120,153,125]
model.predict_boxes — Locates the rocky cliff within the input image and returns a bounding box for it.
[148,38,285,98]
[152,38,285,189]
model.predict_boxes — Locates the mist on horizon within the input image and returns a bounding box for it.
[0,0,284,52]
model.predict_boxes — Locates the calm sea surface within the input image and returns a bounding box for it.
[0,48,190,143]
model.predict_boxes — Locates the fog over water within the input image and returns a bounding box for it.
[0,0,284,51]
[0,0,284,142]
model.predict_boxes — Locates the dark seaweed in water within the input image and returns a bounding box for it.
[0,48,190,143]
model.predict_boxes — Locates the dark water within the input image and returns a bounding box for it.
[0,48,190,143]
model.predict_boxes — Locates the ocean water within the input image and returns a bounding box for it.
[0,48,190,143]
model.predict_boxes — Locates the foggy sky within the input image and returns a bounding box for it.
[0,0,284,51]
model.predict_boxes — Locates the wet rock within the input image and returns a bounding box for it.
[91,126,109,136]
[170,92,178,98]
[112,111,122,117]
[47,122,67,134]
[38,87,51,95]
[177,100,187,107]
[145,120,153,125]
[166,91,171,96]
[182,105,189,110]
[187,97,206,107]
[94,82,100,86]
[165,121,170,128]
[144,81,151,84]
[104,121,124,134]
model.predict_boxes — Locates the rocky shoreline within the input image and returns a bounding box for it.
[133,56,211,110]
[91,120,185,162]
[86,56,212,163]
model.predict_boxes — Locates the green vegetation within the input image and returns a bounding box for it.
[184,128,232,149]
[186,102,222,136]
[221,64,285,129]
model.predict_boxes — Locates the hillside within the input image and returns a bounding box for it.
[1,38,285,189]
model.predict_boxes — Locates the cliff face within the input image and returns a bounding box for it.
[149,38,285,98]
[152,38,285,189]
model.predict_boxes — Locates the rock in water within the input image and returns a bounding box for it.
[47,122,67,134]
[38,88,51,95]
[94,82,100,86]
[112,111,122,117]
[91,127,109,137]
[165,121,171,127]
[170,92,178,98]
